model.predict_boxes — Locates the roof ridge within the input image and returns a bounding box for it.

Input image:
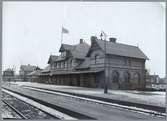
[97,39,138,48]
[95,39,148,60]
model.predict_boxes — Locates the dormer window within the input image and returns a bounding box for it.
[61,51,66,57]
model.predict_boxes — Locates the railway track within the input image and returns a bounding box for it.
[2,91,60,120]
[2,99,27,119]
[2,88,95,120]
[21,85,166,118]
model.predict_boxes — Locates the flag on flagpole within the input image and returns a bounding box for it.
[62,26,69,34]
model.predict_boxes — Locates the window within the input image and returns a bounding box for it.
[54,63,57,69]
[95,54,99,64]
[61,62,63,68]
[58,62,61,68]
[51,64,54,69]
[126,58,131,65]
[70,59,73,67]
[56,62,59,68]
[63,61,65,68]
[65,61,67,68]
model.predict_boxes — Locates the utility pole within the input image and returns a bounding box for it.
[100,31,108,94]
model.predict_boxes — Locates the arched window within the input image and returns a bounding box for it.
[112,71,119,83]
[124,72,130,83]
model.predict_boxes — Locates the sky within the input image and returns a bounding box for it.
[2,2,166,77]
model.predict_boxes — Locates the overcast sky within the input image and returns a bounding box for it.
[2,2,166,77]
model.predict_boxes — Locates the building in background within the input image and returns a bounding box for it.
[3,68,15,82]
[146,75,166,90]
[19,64,37,81]
[38,36,148,90]
[14,74,23,82]
[28,67,42,82]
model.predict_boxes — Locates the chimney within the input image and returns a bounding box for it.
[90,36,97,43]
[109,38,117,43]
[80,39,84,44]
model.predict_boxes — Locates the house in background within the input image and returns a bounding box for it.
[38,36,148,90]
[3,68,15,82]
[19,64,37,81]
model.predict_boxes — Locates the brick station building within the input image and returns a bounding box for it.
[38,36,148,90]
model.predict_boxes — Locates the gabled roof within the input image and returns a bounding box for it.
[71,42,90,59]
[89,38,149,60]
[58,42,90,60]
[75,57,90,69]
[59,44,75,52]
[48,55,58,64]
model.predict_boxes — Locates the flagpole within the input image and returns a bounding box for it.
[61,25,63,45]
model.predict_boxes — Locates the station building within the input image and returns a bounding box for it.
[37,36,148,90]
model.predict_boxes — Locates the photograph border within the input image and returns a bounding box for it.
[0,0,166,121]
